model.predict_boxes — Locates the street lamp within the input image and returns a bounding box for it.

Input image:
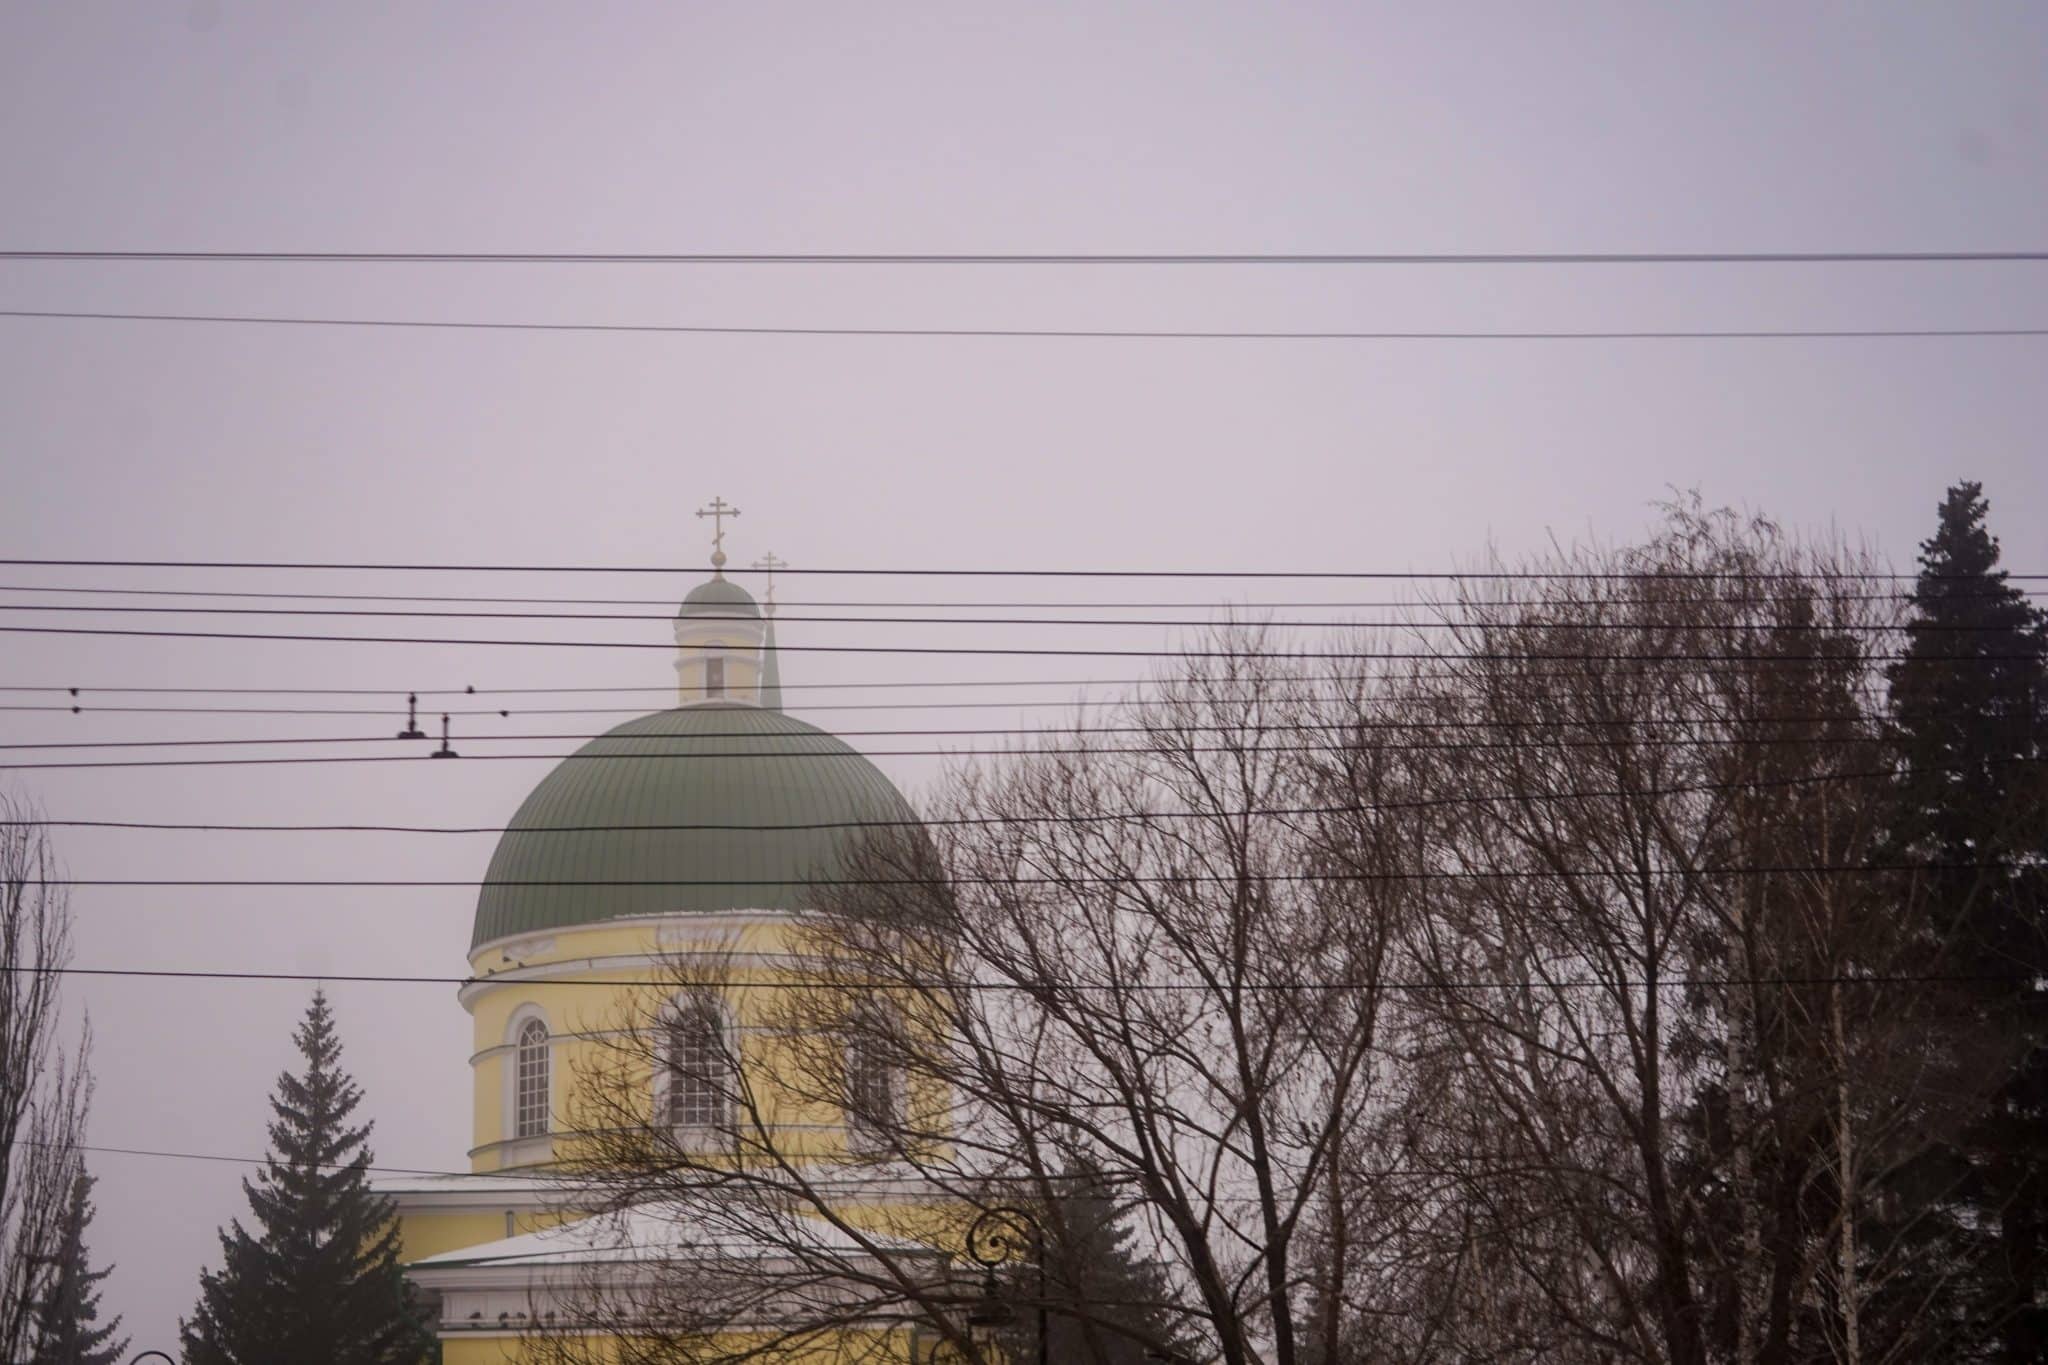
[963,1206,1045,1365]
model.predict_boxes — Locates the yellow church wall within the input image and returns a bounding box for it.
[439,1338,525,1365]
[464,915,876,1170]
[674,641,765,705]
[472,1072,503,1169]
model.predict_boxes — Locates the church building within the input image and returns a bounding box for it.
[379,506,942,1362]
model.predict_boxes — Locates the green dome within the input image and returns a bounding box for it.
[677,577,761,619]
[472,705,917,949]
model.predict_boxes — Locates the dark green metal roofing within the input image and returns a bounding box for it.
[676,577,761,619]
[758,615,783,713]
[471,704,917,948]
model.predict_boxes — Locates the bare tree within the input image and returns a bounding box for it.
[530,631,1414,1365]
[512,504,2006,1365]
[1321,502,2004,1365]
[0,797,92,1363]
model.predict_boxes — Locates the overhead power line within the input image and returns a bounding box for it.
[7,752,2028,836]
[2,557,2038,580]
[0,728,1923,757]
[0,682,1914,718]
[7,307,2045,343]
[2,704,1994,799]
[0,669,1930,698]
[60,1141,481,1180]
[15,965,2035,998]
[0,731,1985,772]
[0,694,1900,720]
[0,720,1949,765]
[48,1141,1175,1188]
[58,1142,1309,1197]
[6,623,2037,660]
[16,859,2021,889]
[8,583,2039,609]
[5,249,2047,265]
[29,1142,1469,1193]
[0,600,2027,633]
[0,684,1912,715]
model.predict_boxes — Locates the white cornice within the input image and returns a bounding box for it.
[458,947,817,1010]
[468,910,796,970]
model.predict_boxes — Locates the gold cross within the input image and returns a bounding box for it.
[695,497,741,568]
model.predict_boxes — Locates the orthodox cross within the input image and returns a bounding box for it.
[696,496,741,569]
[752,551,787,611]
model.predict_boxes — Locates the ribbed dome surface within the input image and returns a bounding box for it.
[472,704,916,949]
[676,578,761,618]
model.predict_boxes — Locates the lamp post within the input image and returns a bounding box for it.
[963,1206,1046,1365]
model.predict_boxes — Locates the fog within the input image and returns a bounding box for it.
[1,2,2044,1351]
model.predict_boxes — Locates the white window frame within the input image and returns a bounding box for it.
[500,1005,554,1156]
[659,998,734,1136]
[513,1017,551,1139]
[844,1036,904,1154]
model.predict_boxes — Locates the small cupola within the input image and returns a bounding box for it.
[674,497,767,706]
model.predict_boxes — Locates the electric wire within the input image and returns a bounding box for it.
[15,965,2036,993]
[14,857,2028,889]
[0,726,1969,756]
[8,307,2046,344]
[8,248,2048,265]
[0,693,1917,718]
[49,1141,1145,1187]
[0,682,1922,717]
[7,623,2038,660]
[3,557,2039,579]
[0,600,2030,632]
[0,739,1953,772]
[1,760,2031,861]
[0,672,1929,698]
[0,724,1938,751]
[12,839,2031,892]
[36,1138,1902,1196]
[7,583,2039,609]
[47,1142,494,1181]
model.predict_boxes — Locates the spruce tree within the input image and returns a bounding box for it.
[997,1157,1185,1365]
[180,990,431,1365]
[27,1170,126,1365]
[1885,481,2048,1361]
[1886,480,2047,954]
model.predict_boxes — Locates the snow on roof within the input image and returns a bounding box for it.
[373,1171,555,1197]
[410,1203,937,1271]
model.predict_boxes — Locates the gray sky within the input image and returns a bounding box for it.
[2,1,2045,1350]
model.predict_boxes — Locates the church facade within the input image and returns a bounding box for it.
[380,517,945,1362]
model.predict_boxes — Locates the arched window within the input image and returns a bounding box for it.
[514,1018,550,1139]
[665,1001,730,1130]
[704,656,726,698]
[845,1037,902,1153]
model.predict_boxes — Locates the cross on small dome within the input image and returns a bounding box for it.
[695,496,740,571]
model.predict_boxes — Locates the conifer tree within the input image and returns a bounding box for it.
[1886,481,2047,950]
[180,990,430,1365]
[997,1155,1185,1365]
[27,1169,126,1365]
[1885,481,2048,1361]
